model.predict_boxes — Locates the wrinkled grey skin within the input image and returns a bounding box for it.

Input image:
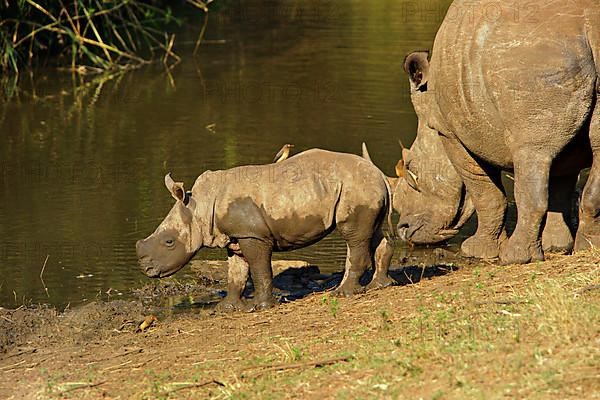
[395,0,599,264]
[136,149,394,311]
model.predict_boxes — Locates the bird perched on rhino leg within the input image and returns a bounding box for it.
[273,144,294,163]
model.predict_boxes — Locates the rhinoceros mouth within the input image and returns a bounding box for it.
[139,257,162,278]
[139,258,183,278]
[398,218,461,244]
[142,264,161,278]
[398,222,424,243]
[157,268,179,278]
[399,191,473,244]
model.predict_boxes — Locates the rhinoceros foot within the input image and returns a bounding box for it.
[332,283,366,297]
[542,211,574,254]
[573,230,600,253]
[366,274,394,291]
[499,237,544,265]
[461,234,501,259]
[215,297,246,313]
[542,231,574,254]
[243,295,278,312]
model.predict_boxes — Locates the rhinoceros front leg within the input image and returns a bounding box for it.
[543,174,578,254]
[439,135,508,259]
[575,105,600,251]
[215,249,249,312]
[499,153,552,264]
[237,238,277,310]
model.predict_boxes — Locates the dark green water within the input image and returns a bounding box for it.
[0,0,457,307]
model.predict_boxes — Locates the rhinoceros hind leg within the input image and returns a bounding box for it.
[237,238,277,311]
[333,242,370,297]
[366,231,394,290]
[542,174,578,254]
[438,135,507,259]
[499,153,552,264]
[575,106,600,252]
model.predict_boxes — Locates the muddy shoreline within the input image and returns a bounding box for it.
[1,257,461,355]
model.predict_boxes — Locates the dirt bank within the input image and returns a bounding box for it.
[0,253,598,399]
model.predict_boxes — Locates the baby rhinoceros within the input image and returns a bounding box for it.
[136,149,394,311]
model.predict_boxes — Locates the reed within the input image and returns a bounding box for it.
[0,0,211,74]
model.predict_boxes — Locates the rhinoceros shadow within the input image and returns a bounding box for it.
[242,263,458,303]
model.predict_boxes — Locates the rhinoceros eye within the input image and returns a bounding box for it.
[165,238,175,247]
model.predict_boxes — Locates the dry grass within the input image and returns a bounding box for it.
[0,0,213,74]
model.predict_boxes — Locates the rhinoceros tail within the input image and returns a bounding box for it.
[361,142,373,163]
[361,142,396,239]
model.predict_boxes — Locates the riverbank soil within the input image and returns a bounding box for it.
[1,252,599,399]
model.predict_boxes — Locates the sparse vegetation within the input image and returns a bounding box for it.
[322,295,340,318]
[0,0,212,74]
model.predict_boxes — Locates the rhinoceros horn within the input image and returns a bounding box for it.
[164,173,187,203]
[395,139,420,192]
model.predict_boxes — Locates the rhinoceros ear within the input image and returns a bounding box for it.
[403,51,430,90]
[164,173,186,203]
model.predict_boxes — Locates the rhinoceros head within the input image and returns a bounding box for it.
[136,174,201,278]
[393,51,475,244]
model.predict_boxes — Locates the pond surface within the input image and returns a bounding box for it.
[0,0,463,307]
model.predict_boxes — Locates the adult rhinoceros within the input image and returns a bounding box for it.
[394,0,599,264]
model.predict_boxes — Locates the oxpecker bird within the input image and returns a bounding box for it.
[273,144,294,163]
